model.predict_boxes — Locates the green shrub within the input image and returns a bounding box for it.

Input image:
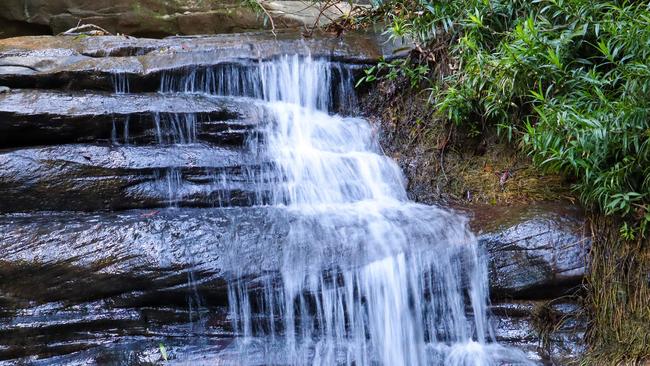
[362,0,650,236]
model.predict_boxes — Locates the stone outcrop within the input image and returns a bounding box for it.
[0,32,393,213]
[0,33,391,362]
[0,144,269,211]
[463,203,590,364]
[491,301,587,365]
[0,0,357,38]
[474,203,590,299]
[0,202,591,362]
[0,208,280,361]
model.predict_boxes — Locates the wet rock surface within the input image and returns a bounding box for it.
[0,90,258,147]
[0,208,281,363]
[0,204,590,363]
[0,32,391,91]
[460,202,590,363]
[0,145,270,211]
[472,203,590,299]
[490,301,587,365]
[0,33,588,364]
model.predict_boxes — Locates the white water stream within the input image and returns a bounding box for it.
[158,55,530,365]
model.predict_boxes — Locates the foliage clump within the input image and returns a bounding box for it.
[359,0,650,239]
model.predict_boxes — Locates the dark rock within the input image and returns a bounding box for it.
[0,19,52,38]
[0,90,258,147]
[0,145,271,211]
[0,207,285,362]
[0,204,588,363]
[468,203,590,299]
[490,301,587,365]
[0,208,285,301]
[0,205,467,307]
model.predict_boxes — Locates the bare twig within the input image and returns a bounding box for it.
[255,0,277,37]
[59,23,112,36]
[304,0,343,37]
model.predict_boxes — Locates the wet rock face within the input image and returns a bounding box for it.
[0,33,390,212]
[475,203,590,299]
[0,33,382,91]
[0,208,285,361]
[0,205,590,363]
[0,90,254,147]
[0,33,588,363]
[0,0,357,38]
[459,202,590,363]
[0,32,404,364]
[490,301,587,365]
[0,90,270,211]
[0,144,270,211]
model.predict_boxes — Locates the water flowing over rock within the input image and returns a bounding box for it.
[471,203,589,364]
[209,53,528,365]
[0,32,387,88]
[0,32,576,365]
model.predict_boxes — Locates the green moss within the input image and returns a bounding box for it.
[360,78,570,205]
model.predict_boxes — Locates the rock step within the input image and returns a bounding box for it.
[0,303,231,363]
[0,207,284,301]
[0,32,386,60]
[0,90,261,148]
[0,203,588,363]
[490,301,586,364]
[0,204,588,296]
[0,145,275,212]
[0,206,469,282]
[472,203,590,298]
[0,32,388,92]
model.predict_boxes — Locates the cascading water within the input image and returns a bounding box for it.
[153,112,198,144]
[154,55,530,365]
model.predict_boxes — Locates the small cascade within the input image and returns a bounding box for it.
[109,75,201,205]
[110,76,131,145]
[0,33,581,365]
[111,70,210,321]
[0,33,559,364]
[101,50,530,365]
[111,116,131,145]
[160,56,359,113]
[112,73,130,94]
[153,113,198,144]
[150,55,531,365]
[153,168,183,206]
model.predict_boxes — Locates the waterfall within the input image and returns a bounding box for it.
[152,55,530,365]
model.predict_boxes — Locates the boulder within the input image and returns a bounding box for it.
[470,203,590,299]
[0,207,282,362]
[490,301,587,365]
[0,0,357,38]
